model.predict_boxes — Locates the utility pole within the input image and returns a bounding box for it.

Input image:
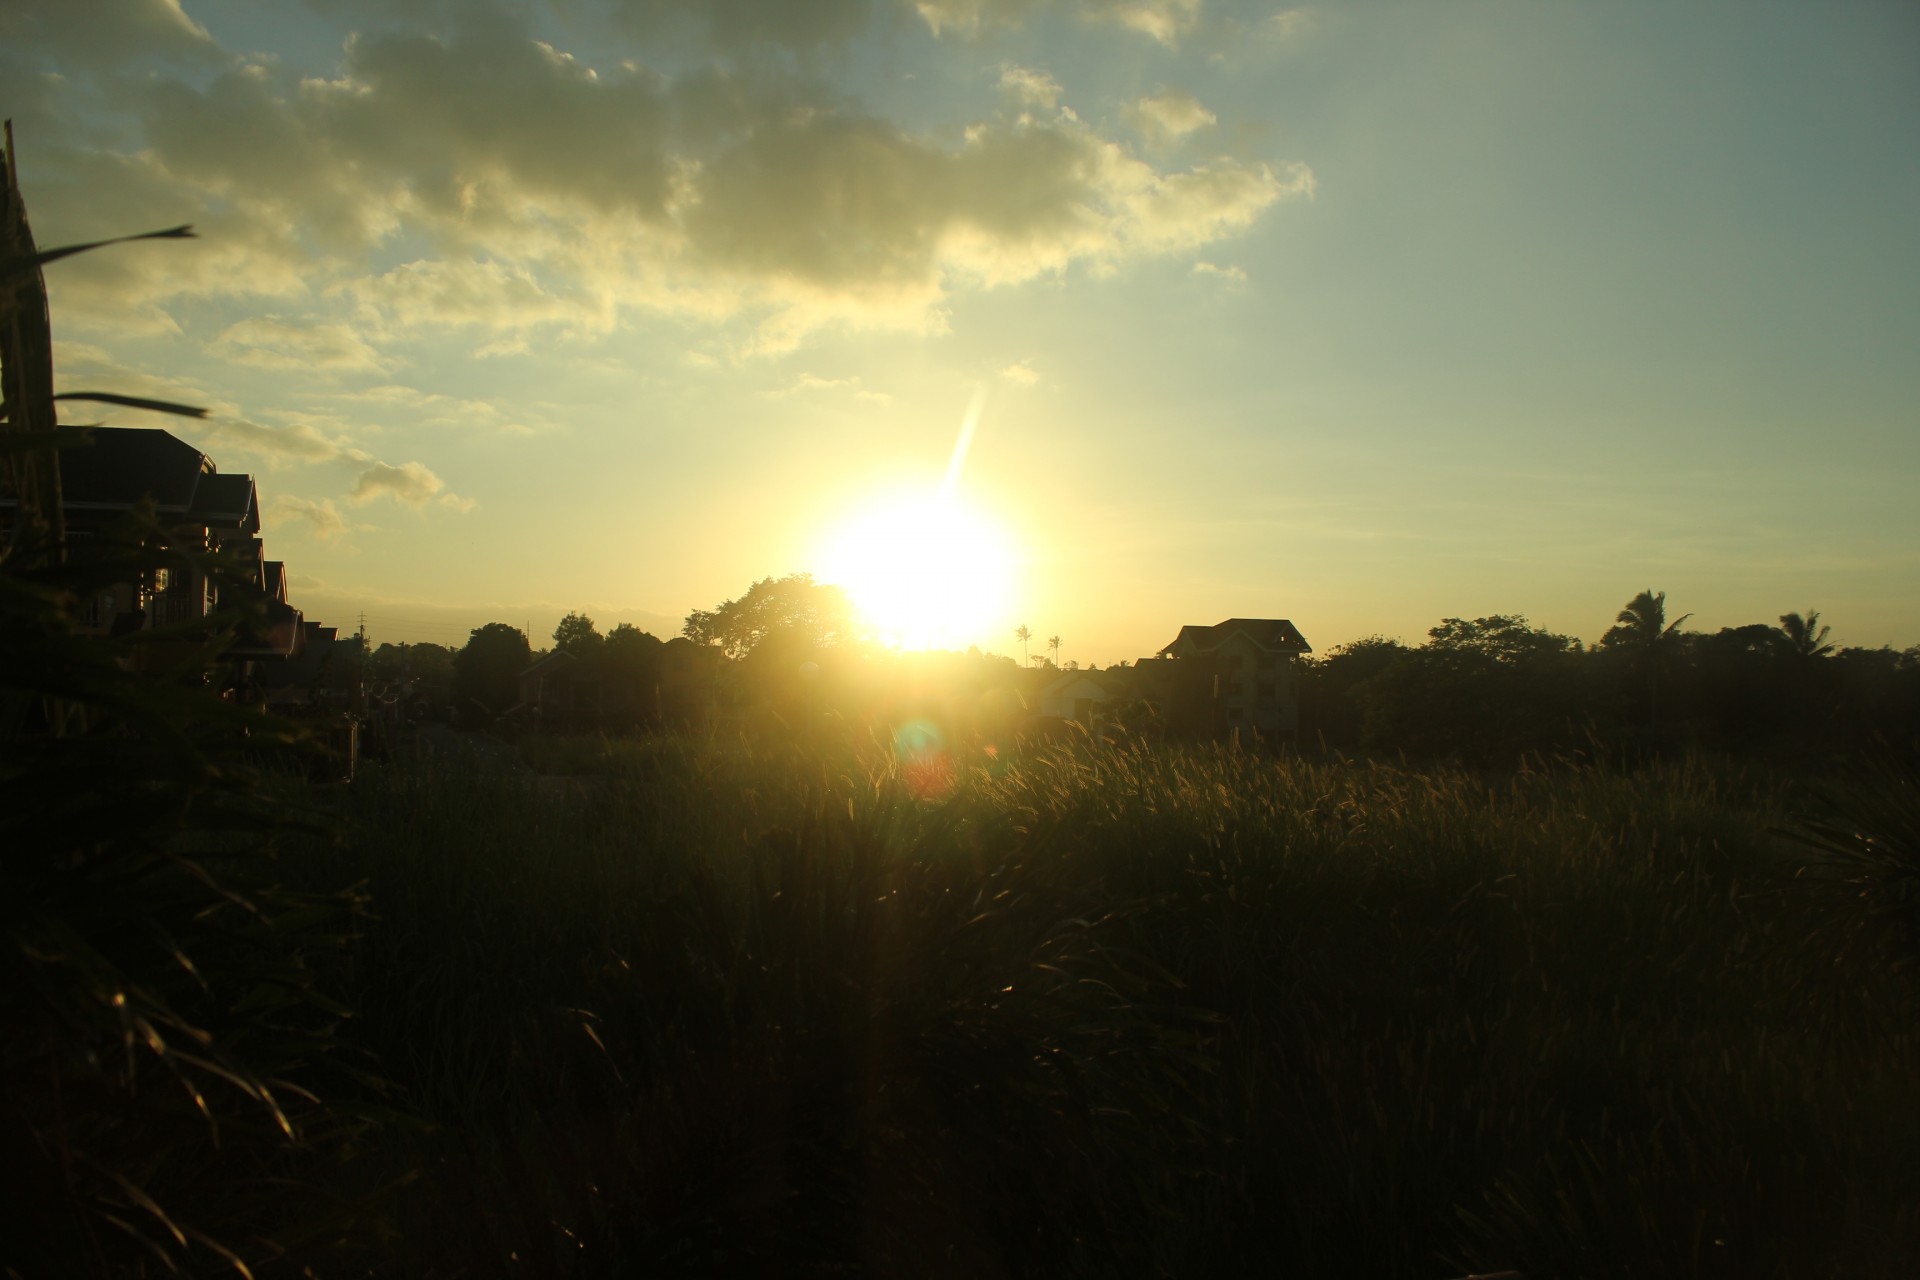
[351,611,368,715]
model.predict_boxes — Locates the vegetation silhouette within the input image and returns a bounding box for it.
[454,620,531,719]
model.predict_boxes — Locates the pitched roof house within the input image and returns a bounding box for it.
[1037,669,1123,725]
[1138,617,1313,740]
[8,427,311,663]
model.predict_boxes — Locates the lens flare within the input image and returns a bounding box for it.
[892,718,956,799]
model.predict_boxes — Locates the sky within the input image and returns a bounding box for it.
[5,0,1917,665]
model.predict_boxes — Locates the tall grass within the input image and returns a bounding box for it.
[304,732,1920,1277]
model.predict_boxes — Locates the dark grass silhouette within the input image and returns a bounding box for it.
[296,732,1920,1277]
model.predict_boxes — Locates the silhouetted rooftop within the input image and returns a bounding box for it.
[1159,618,1312,657]
[59,427,212,513]
[186,472,259,531]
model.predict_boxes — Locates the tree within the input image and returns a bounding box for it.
[1601,589,1692,653]
[1778,610,1834,660]
[553,611,603,656]
[1299,637,1410,748]
[683,574,854,660]
[1048,635,1061,667]
[1600,590,1692,732]
[600,624,665,724]
[605,622,663,661]
[454,622,531,716]
[1425,615,1580,666]
[1015,624,1031,667]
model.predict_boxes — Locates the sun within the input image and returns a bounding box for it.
[814,488,1019,650]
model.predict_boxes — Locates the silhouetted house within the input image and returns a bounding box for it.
[4,427,317,670]
[258,623,345,706]
[1037,670,1121,726]
[1137,617,1312,740]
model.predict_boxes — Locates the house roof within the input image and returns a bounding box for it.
[1158,618,1313,657]
[230,597,304,659]
[187,472,258,531]
[1039,671,1111,697]
[59,427,213,513]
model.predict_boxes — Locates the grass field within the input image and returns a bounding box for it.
[286,730,1920,1277]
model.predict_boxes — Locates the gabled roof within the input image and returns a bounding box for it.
[230,598,304,659]
[1158,618,1312,657]
[1039,670,1112,697]
[187,472,259,531]
[59,427,213,513]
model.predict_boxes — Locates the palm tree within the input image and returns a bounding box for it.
[1602,589,1692,653]
[1014,624,1031,667]
[1047,635,1061,668]
[1777,610,1834,659]
[1601,589,1692,732]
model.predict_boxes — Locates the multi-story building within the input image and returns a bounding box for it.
[19,426,308,668]
[1136,617,1313,741]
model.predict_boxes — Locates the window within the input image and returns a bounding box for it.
[1226,680,1244,697]
[1225,655,1244,671]
[1258,654,1276,670]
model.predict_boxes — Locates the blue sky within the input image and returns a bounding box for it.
[5,0,1916,662]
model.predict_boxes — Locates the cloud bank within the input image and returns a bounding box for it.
[12,1,1312,355]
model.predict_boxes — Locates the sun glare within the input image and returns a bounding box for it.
[815,490,1018,651]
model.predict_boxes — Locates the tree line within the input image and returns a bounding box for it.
[425,581,1918,762]
[1299,590,1919,761]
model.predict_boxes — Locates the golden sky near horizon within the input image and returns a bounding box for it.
[6,0,1918,662]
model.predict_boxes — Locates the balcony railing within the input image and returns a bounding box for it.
[150,595,204,627]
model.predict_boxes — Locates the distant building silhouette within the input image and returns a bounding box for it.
[1037,668,1123,726]
[1136,617,1313,741]
[5,426,324,675]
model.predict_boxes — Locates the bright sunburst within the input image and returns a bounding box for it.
[815,489,1018,650]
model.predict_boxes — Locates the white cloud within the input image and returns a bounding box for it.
[912,0,1034,37]
[49,340,233,421]
[774,373,895,405]
[346,259,590,337]
[271,494,362,540]
[1128,89,1217,145]
[350,459,466,508]
[1000,359,1039,385]
[20,3,1311,353]
[999,65,1063,108]
[209,316,391,371]
[609,0,872,50]
[1083,0,1203,47]
[914,0,1206,44]
[1193,260,1247,284]
[1263,9,1311,44]
[0,0,217,71]
[200,416,368,467]
[50,342,474,512]
[332,383,536,434]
